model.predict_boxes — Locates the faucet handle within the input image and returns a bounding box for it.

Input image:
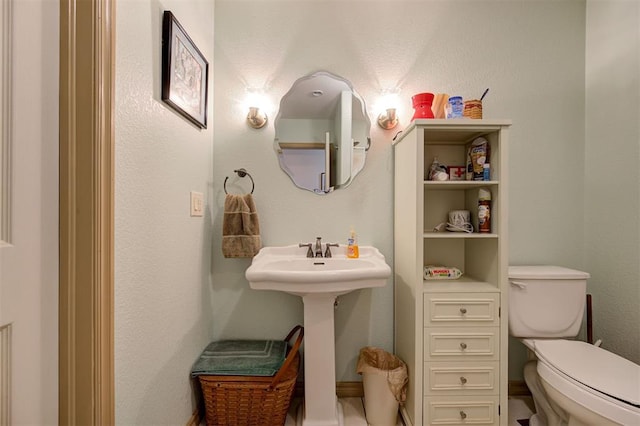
[324,243,339,258]
[299,243,314,258]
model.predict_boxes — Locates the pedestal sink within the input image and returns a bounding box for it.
[245,244,391,426]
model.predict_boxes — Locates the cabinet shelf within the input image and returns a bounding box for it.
[424,231,498,239]
[425,181,499,190]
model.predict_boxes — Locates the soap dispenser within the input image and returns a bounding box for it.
[347,227,359,258]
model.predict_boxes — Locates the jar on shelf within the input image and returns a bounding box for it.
[463,99,483,119]
[445,96,464,119]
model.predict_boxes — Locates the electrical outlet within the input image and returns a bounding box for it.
[190,191,204,217]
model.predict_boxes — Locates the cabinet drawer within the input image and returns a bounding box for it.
[424,327,499,361]
[424,361,499,395]
[424,396,498,425]
[424,293,499,327]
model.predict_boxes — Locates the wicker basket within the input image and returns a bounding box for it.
[198,325,303,426]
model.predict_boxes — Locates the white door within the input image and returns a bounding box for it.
[0,0,59,424]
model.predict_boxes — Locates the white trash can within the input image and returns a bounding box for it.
[356,347,408,426]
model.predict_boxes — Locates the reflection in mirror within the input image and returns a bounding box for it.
[274,71,371,194]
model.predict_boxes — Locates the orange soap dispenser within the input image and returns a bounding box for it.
[347,227,359,258]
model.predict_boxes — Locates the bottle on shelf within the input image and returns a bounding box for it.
[478,188,492,233]
[483,163,491,181]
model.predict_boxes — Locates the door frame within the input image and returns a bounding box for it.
[59,0,115,423]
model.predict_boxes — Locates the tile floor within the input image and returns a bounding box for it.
[285,397,400,425]
[508,396,535,426]
[285,396,535,425]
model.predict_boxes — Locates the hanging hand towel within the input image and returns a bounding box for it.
[222,193,262,258]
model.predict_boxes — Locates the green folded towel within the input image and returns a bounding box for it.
[191,339,287,377]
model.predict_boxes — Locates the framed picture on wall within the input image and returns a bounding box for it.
[161,11,209,129]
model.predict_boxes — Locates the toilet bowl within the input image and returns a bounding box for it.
[529,339,640,425]
[509,265,640,426]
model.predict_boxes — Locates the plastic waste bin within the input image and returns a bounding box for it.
[356,347,408,426]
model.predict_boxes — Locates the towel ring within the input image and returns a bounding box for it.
[224,168,255,194]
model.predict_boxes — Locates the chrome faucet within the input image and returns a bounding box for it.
[324,243,339,258]
[301,238,337,258]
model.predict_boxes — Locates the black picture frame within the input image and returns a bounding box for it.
[161,11,209,129]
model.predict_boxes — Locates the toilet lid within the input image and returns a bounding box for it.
[533,340,640,407]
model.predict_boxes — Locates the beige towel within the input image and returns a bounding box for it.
[222,193,262,258]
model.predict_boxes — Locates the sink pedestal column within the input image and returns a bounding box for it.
[300,293,343,426]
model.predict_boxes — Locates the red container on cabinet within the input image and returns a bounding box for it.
[411,92,435,120]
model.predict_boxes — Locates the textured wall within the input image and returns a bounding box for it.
[213,0,587,382]
[114,0,215,423]
[585,0,640,364]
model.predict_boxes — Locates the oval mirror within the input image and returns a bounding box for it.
[274,71,371,194]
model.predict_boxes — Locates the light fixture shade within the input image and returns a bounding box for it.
[246,106,267,129]
[377,108,399,130]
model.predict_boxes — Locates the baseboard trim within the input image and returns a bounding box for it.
[337,381,364,398]
[509,380,531,396]
[294,381,364,398]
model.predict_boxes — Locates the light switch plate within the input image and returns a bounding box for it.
[190,191,204,217]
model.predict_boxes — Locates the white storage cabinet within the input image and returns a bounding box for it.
[393,119,511,426]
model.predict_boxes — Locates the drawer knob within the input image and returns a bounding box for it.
[460,342,468,350]
[460,376,467,384]
[460,410,467,420]
[459,307,467,314]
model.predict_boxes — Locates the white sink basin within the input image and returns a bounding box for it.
[245,243,391,426]
[245,244,391,296]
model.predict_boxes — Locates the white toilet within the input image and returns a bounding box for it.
[509,265,640,426]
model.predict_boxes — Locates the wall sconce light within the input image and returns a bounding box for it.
[378,108,398,130]
[376,90,400,130]
[244,89,271,129]
[246,107,267,129]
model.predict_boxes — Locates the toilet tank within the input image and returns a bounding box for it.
[509,265,590,338]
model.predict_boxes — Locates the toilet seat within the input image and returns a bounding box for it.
[531,339,640,425]
[534,340,639,406]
